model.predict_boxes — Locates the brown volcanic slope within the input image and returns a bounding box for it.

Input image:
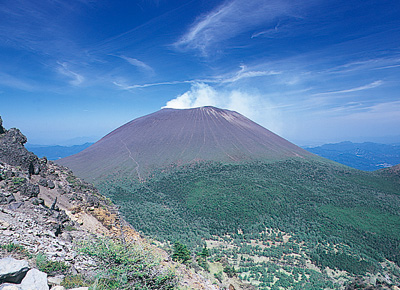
[58,106,316,181]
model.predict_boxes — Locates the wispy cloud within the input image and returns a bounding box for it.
[313,80,383,96]
[0,72,35,91]
[317,57,400,76]
[174,0,308,55]
[220,65,280,83]
[374,63,400,70]
[114,65,278,90]
[251,21,282,38]
[116,55,155,74]
[331,101,400,129]
[113,80,193,90]
[57,62,85,86]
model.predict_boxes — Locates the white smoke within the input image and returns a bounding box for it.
[163,83,219,109]
[163,83,283,134]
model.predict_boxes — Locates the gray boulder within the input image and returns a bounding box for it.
[8,202,23,211]
[0,116,5,135]
[0,125,41,175]
[0,192,8,204]
[19,269,49,290]
[47,180,55,189]
[0,193,15,205]
[38,178,48,187]
[0,257,29,284]
[21,183,40,198]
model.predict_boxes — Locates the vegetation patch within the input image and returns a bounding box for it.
[35,253,70,275]
[61,275,92,288]
[79,237,177,290]
[320,205,400,239]
[1,242,25,253]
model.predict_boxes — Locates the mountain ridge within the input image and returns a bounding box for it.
[58,106,318,181]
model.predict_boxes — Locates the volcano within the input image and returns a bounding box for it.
[58,106,315,181]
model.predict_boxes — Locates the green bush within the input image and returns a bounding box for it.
[61,275,91,288]
[1,242,25,253]
[214,271,223,282]
[12,177,26,185]
[196,246,210,271]
[35,253,70,275]
[172,241,191,264]
[79,237,176,290]
[223,265,236,278]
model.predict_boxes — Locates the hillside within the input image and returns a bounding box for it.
[98,160,400,289]
[0,116,223,290]
[56,108,400,289]
[305,141,400,171]
[58,106,316,181]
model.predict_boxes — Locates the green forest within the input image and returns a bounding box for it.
[97,159,400,288]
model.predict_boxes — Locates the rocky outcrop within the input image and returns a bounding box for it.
[0,117,5,135]
[0,119,41,175]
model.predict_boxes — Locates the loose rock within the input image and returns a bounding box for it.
[20,269,49,290]
[0,257,29,284]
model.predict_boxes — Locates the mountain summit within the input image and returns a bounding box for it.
[58,106,314,181]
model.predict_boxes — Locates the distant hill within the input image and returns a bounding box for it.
[304,141,400,171]
[58,106,318,181]
[26,143,93,160]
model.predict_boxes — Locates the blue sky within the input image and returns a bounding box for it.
[0,0,399,145]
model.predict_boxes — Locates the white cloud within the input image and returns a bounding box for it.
[57,62,84,86]
[113,65,279,90]
[0,72,35,91]
[313,80,383,96]
[118,55,154,74]
[220,65,280,83]
[113,80,193,90]
[251,21,281,38]
[163,83,219,109]
[163,82,283,134]
[174,0,308,54]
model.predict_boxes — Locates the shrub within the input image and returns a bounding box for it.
[61,275,91,288]
[196,245,210,271]
[214,271,223,282]
[172,241,191,264]
[35,253,70,275]
[79,237,176,290]
[223,265,236,278]
[1,242,25,253]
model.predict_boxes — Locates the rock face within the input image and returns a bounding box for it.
[0,120,41,175]
[58,106,316,181]
[0,117,5,135]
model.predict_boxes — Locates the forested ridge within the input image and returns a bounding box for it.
[98,159,400,288]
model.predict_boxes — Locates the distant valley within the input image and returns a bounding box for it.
[26,143,93,160]
[304,141,400,171]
